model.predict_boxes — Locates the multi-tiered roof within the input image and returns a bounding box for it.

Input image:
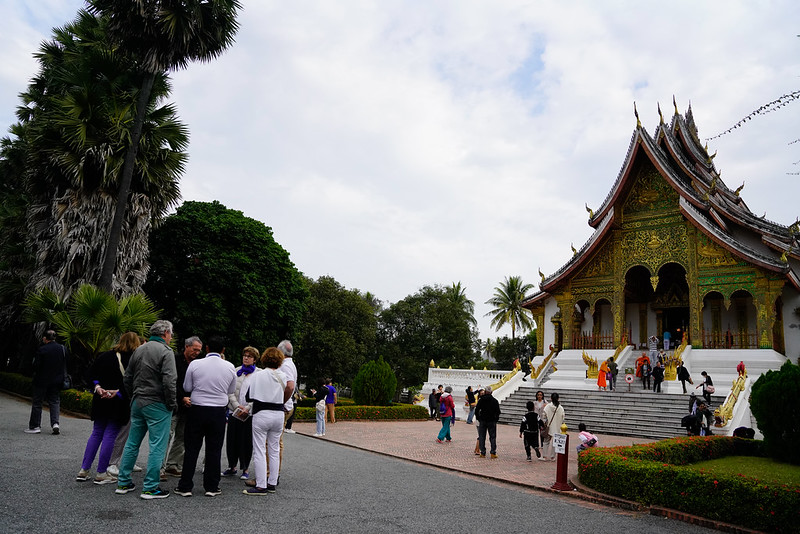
[527,101,800,305]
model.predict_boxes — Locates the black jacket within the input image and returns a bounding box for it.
[519,410,540,434]
[475,393,501,423]
[89,350,132,424]
[32,341,67,387]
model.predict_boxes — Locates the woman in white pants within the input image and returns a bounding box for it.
[243,347,294,495]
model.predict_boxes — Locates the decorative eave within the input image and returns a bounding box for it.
[763,234,800,261]
[680,198,790,274]
[539,208,615,292]
[523,289,548,308]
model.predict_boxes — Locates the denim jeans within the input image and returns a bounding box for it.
[118,400,172,492]
[466,406,476,424]
[29,383,61,429]
[315,400,326,434]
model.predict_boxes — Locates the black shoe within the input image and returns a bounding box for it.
[266,484,277,493]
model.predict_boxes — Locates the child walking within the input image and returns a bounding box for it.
[519,400,542,461]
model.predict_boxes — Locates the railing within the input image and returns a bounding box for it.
[701,329,758,349]
[715,367,748,427]
[531,347,558,380]
[665,332,689,380]
[572,331,616,349]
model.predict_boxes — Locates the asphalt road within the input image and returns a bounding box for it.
[1,392,714,533]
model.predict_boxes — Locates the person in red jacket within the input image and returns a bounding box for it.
[435,386,456,443]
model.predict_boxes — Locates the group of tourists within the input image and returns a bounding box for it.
[25,321,301,499]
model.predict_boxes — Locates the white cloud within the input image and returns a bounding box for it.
[1,0,798,340]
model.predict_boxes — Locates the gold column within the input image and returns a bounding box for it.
[686,225,701,347]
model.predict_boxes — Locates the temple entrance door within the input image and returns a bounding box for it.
[654,263,690,345]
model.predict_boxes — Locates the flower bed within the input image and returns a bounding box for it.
[293,404,427,421]
[577,436,799,532]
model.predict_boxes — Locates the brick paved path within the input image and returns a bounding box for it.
[292,418,654,492]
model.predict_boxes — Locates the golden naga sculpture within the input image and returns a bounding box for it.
[715,370,748,427]
[612,332,628,362]
[582,350,598,379]
[530,347,558,379]
[585,203,594,219]
[489,366,519,392]
[734,182,744,196]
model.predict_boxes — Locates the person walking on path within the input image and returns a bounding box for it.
[465,386,477,424]
[475,385,501,458]
[175,336,236,498]
[519,400,541,461]
[428,389,438,420]
[533,390,548,451]
[542,392,565,461]
[696,371,714,404]
[652,362,665,393]
[115,320,177,500]
[325,379,337,424]
[677,361,692,393]
[26,329,68,435]
[243,347,294,495]
[162,336,202,479]
[435,386,455,443]
[77,332,140,485]
[223,346,259,480]
[311,379,329,436]
[607,357,618,391]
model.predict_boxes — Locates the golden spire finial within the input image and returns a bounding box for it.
[734,182,744,196]
[781,250,789,263]
[634,102,641,128]
[585,203,594,219]
[658,102,664,123]
[571,243,577,256]
[538,268,545,283]
[673,95,679,116]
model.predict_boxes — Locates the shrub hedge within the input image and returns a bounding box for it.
[1,372,426,422]
[292,404,427,421]
[577,436,799,532]
[1,372,93,417]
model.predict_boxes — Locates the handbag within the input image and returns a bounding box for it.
[706,385,716,394]
[61,346,72,390]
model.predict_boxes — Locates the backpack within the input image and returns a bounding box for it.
[439,398,448,415]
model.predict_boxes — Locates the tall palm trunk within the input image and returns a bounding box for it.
[98,71,155,293]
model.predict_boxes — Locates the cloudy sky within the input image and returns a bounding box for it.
[1,1,798,341]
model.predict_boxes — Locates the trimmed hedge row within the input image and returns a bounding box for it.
[1,372,93,416]
[578,436,799,532]
[1,372,427,422]
[292,404,428,421]
[296,396,357,408]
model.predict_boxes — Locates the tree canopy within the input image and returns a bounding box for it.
[297,276,377,386]
[378,284,480,388]
[144,200,307,358]
[485,275,535,340]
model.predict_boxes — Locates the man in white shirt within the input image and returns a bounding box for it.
[174,336,236,497]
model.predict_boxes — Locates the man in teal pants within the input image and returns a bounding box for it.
[115,320,177,499]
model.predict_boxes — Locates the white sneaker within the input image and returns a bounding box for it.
[24,427,41,434]
[313,433,322,436]
[107,465,119,476]
[284,429,296,434]
[133,464,143,472]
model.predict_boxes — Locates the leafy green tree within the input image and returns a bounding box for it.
[298,276,377,386]
[2,10,187,301]
[144,200,307,358]
[378,284,480,388]
[86,0,242,292]
[23,284,158,378]
[492,335,535,370]
[351,356,397,406]
[485,275,535,340]
[750,361,800,464]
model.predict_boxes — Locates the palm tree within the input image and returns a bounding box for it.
[10,11,187,300]
[445,282,477,325]
[86,0,242,292]
[485,276,535,340]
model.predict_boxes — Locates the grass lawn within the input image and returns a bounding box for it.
[690,456,800,486]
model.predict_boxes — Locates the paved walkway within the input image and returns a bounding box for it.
[291,418,653,493]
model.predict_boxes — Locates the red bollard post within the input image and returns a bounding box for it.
[550,426,572,491]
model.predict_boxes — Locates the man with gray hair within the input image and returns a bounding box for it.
[162,335,203,478]
[115,320,177,499]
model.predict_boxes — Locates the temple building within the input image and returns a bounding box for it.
[524,101,800,359]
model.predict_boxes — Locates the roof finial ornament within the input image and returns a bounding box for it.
[673,95,679,116]
[781,250,789,264]
[571,243,577,256]
[734,182,745,196]
[585,203,594,219]
[658,102,664,123]
[538,268,546,284]
[634,102,641,128]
